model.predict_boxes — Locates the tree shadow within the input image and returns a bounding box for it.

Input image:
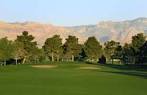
[101,70,147,79]
[100,64,147,79]
[103,64,147,72]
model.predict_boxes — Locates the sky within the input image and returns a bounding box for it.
[0,0,147,26]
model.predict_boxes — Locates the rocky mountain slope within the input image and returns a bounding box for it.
[68,17,147,44]
[0,17,147,46]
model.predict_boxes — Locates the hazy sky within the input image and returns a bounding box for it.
[0,0,147,26]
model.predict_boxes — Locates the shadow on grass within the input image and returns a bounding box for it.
[101,70,147,79]
[100,64,147,79]
[103,64,147,71]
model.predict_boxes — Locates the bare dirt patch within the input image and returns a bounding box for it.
[79,67,101,70]
[32,65,57,69]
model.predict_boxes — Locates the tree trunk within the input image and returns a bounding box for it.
[133,57,136,64]
[112,58,114,64]
[51,52,54,62]
[35,57,37,64]
[57,55,60,62]
[71,55,74,62]
[4,60,6,66]
[15,58,18,65]
[22,57,26,64]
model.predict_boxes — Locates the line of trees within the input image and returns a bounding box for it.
[0,31,147,65]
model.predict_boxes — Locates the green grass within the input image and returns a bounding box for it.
[0,62,147,95]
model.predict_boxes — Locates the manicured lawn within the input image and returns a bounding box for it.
[0,62,147,95]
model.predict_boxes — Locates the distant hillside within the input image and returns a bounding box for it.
[68,17,147,44]
[0,22,86,46]
[0,17,147,46]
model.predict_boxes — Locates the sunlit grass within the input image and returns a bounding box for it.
[0,62,147,95]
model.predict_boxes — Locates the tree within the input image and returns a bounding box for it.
[122,43,135,64]
[79,48,87,61]
[63,35,82,61]
[16,31,38,64]
[113,45,123,58]
[29,48,45,64]
[129,33,146,64]
[112,45,123,64]
[104,40,120,61]
[138,41,147,64]
[0,37,14,65]
[131,33,146,54]
[98,55,106,64]
[12,41,27,65]
[43,35,63,61]
[84,37,102,62]
[121,33,146,64]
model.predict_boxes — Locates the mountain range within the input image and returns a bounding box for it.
[0,17,147,46]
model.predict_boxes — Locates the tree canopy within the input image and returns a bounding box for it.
[63,35,82,61]
[16,31,38,64]
[0,37,14,65]
[43,35,63,61]
[0,31,146,65]
[84,36,102,61]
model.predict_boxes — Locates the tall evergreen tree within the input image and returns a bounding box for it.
[121,33,146,64]
[122,43,135,64]
[63,35,82,61]
[84,37,102,62]
[0,37,14,65]
[131,33,146,54]
[12,41,27,65]
[130,33,146,64]
[79,48,87,61]
[43,35,63,61]
[30,47,44,64]
[16,31,37,64]
[104,40,120,61]
[113,45,123,59]
[138,41,147,64]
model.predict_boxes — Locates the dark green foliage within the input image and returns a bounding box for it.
[0,37,14,65]
[29,48,45,64]
[16,31,38,64]
[16,31,37,53]
[84,36,102,61]
[98,55,106,64]
[0,31,146,65]
[79,48,87,61]
[12,41,26,65]
[131,33,146,53]
[122,44,135,64]
[138,41,147,64]
[122,33,146,64]
[104,40,120,61]
[113,45,123,58]
[63,35,82,61]
[43,35,63,61]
